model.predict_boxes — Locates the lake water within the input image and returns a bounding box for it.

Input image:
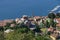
[0,0,60,20]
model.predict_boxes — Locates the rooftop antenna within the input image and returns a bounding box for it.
[32,10,34,17]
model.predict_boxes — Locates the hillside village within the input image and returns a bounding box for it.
[0,12,60,40]
[0,15,60,27]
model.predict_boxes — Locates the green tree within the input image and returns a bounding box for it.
[48,12,56,28]
[56,12,60,18]
[48,12,56,19]
[46,20,50,28]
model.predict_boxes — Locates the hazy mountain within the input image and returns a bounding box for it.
[51,5,60,13]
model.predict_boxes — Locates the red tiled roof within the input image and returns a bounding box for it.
[0,19,14,27]
[3,19,14,23]
[0,21,6,27]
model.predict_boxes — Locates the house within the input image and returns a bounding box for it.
[56,18,60,27]
[15,18,20,24]
[10,24,16,27]
[34,16,41,21]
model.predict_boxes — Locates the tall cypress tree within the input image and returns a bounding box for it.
[48,12,56,28]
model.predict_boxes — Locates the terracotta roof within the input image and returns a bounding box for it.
[0,21,6,27]
[3,19,14,23]
[0,19,14,27]
[34,16,41,20]
[56,24,60,27]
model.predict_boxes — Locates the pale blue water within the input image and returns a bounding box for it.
[0,0,60,20]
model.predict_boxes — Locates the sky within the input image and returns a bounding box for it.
[0,0,60,20]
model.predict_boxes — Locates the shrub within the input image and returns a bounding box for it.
[4,28,51,40]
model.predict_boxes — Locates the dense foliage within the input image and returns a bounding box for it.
[56,12,60,18]
[48,12,56,19]
[4,28,51,40]
[0,31,4,40]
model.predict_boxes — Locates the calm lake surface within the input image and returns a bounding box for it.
[0,0,60,20]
